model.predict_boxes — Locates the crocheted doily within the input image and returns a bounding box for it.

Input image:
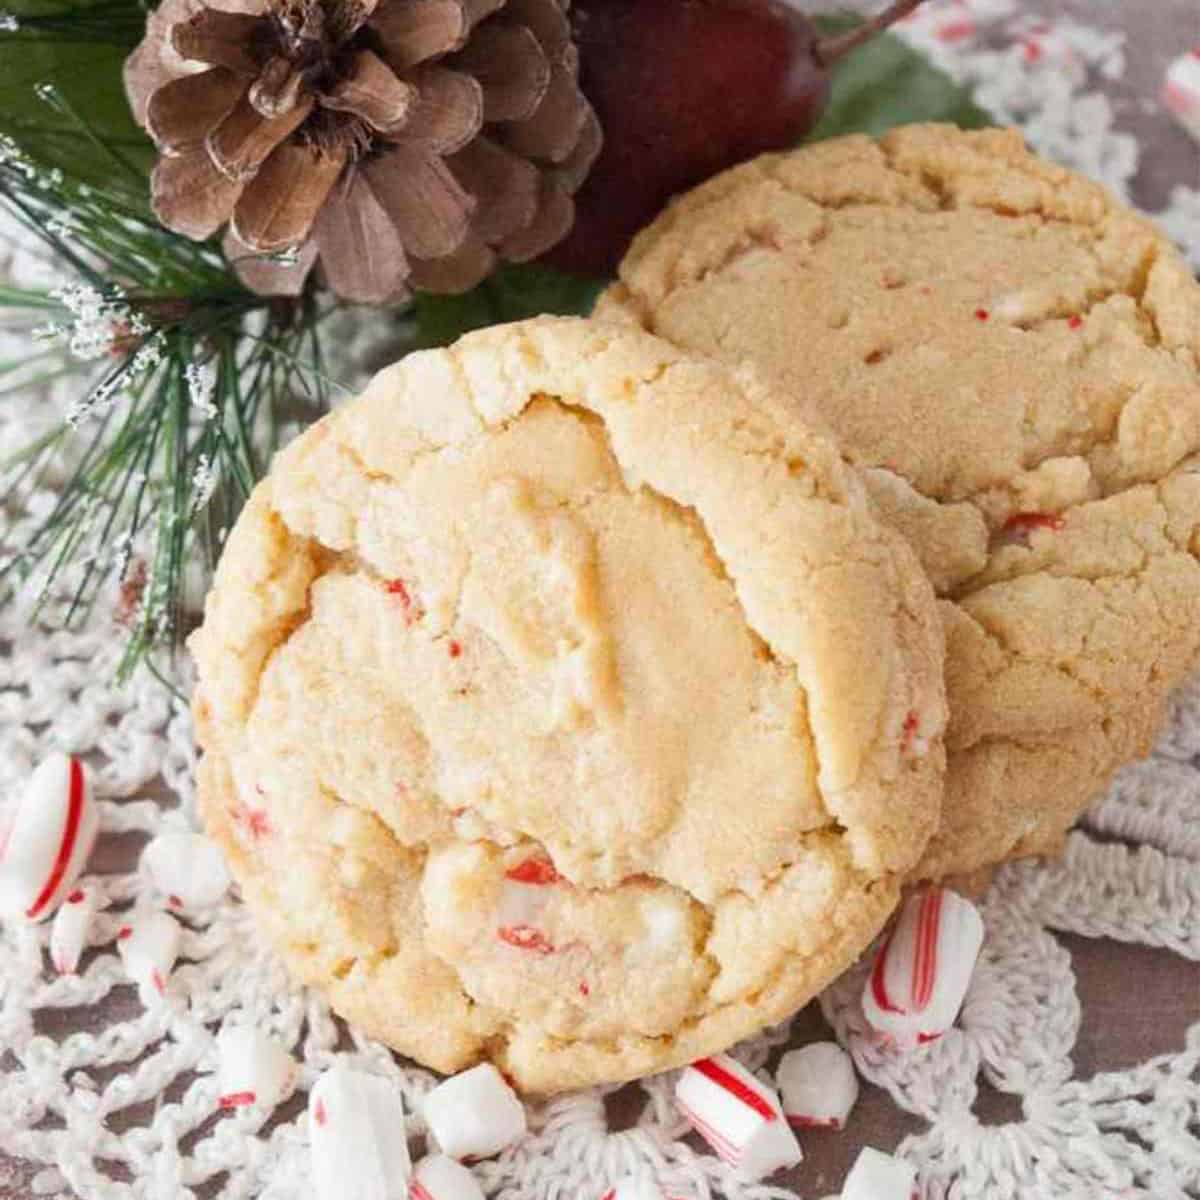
[2,3,1198,1197]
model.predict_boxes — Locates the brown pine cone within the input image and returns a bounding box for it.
[124,0,601,302]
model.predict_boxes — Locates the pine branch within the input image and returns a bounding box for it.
[0,124,341,679]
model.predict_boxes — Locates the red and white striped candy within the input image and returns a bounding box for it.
[117,911,181,1008]
[1164,50,1200,144]
[421,1063,527,1161]
[861,888,983,1047]
[142,832,230,911]
[675,1054,802,1180]
[841,1146,916,1200]
[777,1042,859,1131]
[49,885,98,974]
[495,854,558,954]
[0,755,99,923]
[410,1155,485,1200]
[310,1064,411,1200]
[215,1026,296,1111]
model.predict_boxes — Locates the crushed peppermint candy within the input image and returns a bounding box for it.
[1164,50,1200,144]
[215,1026,296,1111]
[841,1146,917,1200]
[862,888,984,1047]
[141,832,230,911]
[116,911,181,1008]
[49,885,98,974]
[1002,511,1066,542]
[309,1064,411,1200]
[497,924,555,954]
[675,1054,802,1180]
[777,1042,859,1130]
[504,856,559,885]
[421,1063,527,1161]
[229,800,271,841]
[1008,16,1086,86]
[386,578,423,624]
[410,1155,485,1200]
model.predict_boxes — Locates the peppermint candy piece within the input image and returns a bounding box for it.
[421,1063,527,1161]
[1165,50,1200,144]
[216,1026,296,1111]
[117,911,181,1008]
[675,1054,802,1180]
[862,888,984,1047]
[0,754,100,922]
[1009,18,1086,86]
[842,1146,916,1200]
[49,886,98,974]
[410,1155,485,1200]
[495,855,557,955]
[309,1065,411,1200]
[142,832,230,911]
[777,1042,859,1130]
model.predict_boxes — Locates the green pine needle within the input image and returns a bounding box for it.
[0,118,337,680]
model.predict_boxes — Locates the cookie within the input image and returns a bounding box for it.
[190,317,946,1093]
[599,124,1200,880]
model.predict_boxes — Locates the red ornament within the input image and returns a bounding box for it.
[551,0,925,274]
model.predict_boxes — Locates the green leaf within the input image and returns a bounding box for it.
[809,13,992,142]
[401,262,608,352]
[0,0,153,189]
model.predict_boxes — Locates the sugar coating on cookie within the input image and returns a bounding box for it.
[600,124,1200,880]
[190,317,946,1093]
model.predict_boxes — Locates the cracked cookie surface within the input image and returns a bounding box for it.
[190,317,946,1093]
[599,124,1200,880]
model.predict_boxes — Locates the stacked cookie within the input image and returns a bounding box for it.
[191,125,1200,1094]
[601,123,1200,883]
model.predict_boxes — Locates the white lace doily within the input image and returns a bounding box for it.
[2,3,1199,1197]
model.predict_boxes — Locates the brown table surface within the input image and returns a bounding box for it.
[3,2,1200,1196]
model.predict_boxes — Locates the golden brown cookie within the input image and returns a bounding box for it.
[190,317,946,1092]
[599,124,1200,880]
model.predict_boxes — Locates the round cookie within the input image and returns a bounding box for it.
[190,316,946,1093]
[599,123,1200,880]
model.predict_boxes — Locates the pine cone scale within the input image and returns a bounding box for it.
[500,178,571,261]
[233,141,348,251]
[248,57,306,119]
[171,10,265,74]
[364,145,475,259]
[152,147,242,240]
[549,103,601,192]
[314,173,411,303]
[207,93,314,182]
[224,227,319,297]
[371,0,470,73]
[500,60,586,162]
[446,136,538,242]
[146,66,245,154]
[502,0,570,58]
[320,49,417,133]
[408,235,495,293]
[452,22,549,122]
[463,0,506,27]
[385,66,482,154]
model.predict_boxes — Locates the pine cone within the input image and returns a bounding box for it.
[124,0,601,302]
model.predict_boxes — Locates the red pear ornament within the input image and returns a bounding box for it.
[551,0,926,275]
